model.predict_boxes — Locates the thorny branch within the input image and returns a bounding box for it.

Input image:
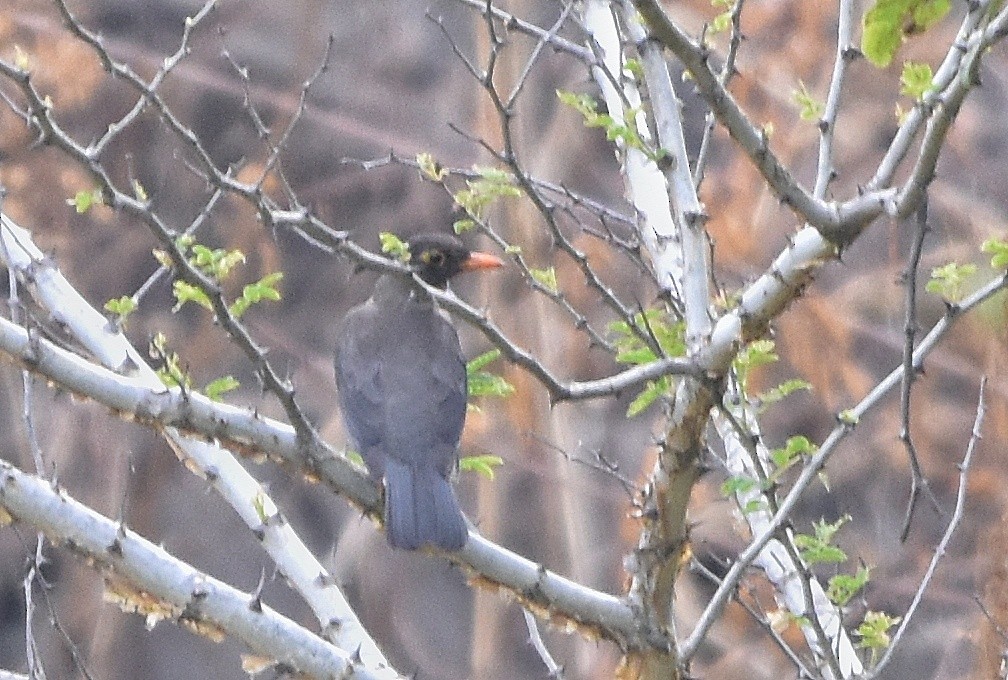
[864,377,987,679]
[0,0,1005,677]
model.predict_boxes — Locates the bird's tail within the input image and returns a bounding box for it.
[383,461,467,551]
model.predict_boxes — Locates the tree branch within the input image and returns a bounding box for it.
[0,461,400,680]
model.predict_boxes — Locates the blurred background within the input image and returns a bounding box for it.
[1,1,1007,678]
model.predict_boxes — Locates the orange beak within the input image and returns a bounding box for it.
[461,251,505,272]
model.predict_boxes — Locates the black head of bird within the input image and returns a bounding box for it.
[405,232,505,288]
[334,232,503,551]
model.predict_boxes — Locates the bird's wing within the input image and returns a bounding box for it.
[334,301,387,462]
[379,303,467,475]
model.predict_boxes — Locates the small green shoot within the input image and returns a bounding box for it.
[14,45,30,72]
[556,90,665,163]
[733,339,778,393]
[721,474,760,497]
[900,61,934,101]
[132,179,148,202]
[204,375,240,402]
[828,566,871,606]
[416,152,448,182]
[230,272,283,319]
[759,378,812,408]
[623,58,644,79]
[104,296,137,325]
[856,611,901,663]
[379,232,410,261]
[467,349,515,410]
[926,262,977,302]
[460,454,505,480]
[151,333,191,390]
[529,267,558,293]
[794,515,850,565]
[982,237,1008,270]
[793,81,824,121]
[68,188,103,214]
[861,0,951,68]
[609,309,686,417]
[770,435,816,473]
[452,166,522,222]
[710,0,734,33]
[172,280,213,312]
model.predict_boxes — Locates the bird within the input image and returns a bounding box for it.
[334,232,504,550]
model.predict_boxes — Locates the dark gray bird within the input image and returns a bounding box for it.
[334,233,503,550]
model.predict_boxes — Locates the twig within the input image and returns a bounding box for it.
[450,0,593,63]
[682,274,1008,659]
[898,199,942,541]
[864,377,987,678]
[523,609,566,679]
[812,0,857,200]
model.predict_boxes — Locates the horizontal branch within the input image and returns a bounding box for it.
[0,214,401,672]
[0,309,669,650]
[0,460,397,680]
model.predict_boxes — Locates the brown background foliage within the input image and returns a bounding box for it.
[1,1,1007,678]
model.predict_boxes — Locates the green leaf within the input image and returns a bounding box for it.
[710,10,732,33]
[529,266,558,293]
[468,372,515,399]
[926,261,977,301]
[912,0,950,26]
[189,245,245,280]
[68,188,103,214]
[379,232,410,261]
[14,44,30,71]
[626,377,671,417]
[104,295,137,322]
[828,566,871,606]
[734,339,778,391]
[150,333,190,390]
[792,80,824,121]
[466,349,515,400]
[721,475,759,497]
[838,409,859,426]
[466,349,502,373]
[230,272,283,318]
[861,0,951,68]
[344,449,364,467]
[623,58,644,79]
[452,166,522,220]
[172,280,213,312]
[557,90,657,160]
[982,237,1008,270]
[204,375,240,402]
[856,611,901,661]
[615,347,658,365]
[460,454,504,480]
[416,152,447,182]
[770,435,816,470]
[608,308,685,417]
[453,218,477,234]
[132,179,148,202]
[795,538,847,565]
[900,61,934,101]
[252,491,269,523]
[794,515,851,565]
[609,309,686,364]
[759,378,812,406]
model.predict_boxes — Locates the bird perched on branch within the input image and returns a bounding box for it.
[334,233,503,550]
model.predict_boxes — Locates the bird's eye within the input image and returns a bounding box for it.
[423,250,445,266]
